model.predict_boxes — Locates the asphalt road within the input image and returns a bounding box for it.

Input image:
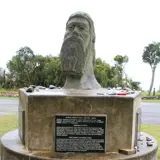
[0,98,18,115]
[141,102,160,125]
[0,98,159,125]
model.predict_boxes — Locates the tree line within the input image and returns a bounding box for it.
[0,46,141,90]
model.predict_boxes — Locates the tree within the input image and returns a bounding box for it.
[94,58,115,87]
[6,46,140,90]
[126,78,141,90]
[113,55,129,87]
[32,55,48,86]
[0,68,5,87]
[43,56,65,87]
[142,42,160,95]
[7,46,36,87]
[114,55,128,65]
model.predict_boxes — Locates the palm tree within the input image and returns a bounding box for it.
[142,42,160,95]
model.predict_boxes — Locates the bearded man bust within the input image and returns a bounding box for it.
[60,12,101,89]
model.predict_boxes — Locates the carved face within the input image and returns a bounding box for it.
[60,17,91,77]
[65,17,90,51]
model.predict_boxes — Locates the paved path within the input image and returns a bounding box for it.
[0,98,160,125]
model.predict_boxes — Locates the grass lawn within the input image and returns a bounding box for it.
[141,99,160,103]
[0,114,18,137]
[0,114,159,159]
[0,96,18,99]
[141,124,160,159]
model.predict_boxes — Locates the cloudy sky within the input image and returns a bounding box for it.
[0,0,160,90]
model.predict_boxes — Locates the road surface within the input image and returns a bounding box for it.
[0,98,18,115]
[0,98,159,125]
[141,102,160,125]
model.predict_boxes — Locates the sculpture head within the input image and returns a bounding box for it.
[60,11,96,77]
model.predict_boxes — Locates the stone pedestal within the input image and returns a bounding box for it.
[1,130,158,160]
[18,89,141,152]
[0,88,158,159]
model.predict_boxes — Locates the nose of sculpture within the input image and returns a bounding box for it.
[72,26,81,36]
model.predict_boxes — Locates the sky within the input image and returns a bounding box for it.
[0,0,160,91]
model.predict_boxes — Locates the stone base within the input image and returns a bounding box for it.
[1,130,158,160]
[19,89,142,151]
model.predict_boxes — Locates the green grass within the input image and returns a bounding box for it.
[0,88,18,93]
[0,115,159,159]
[0,114,18,137]
[141,91,149,96]
[141,124,160,159]
[0,88,6,92]
[141,99,160,103]
[0,96,18,99]
[141,91,160,96]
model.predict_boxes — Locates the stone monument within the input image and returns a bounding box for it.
[60,12,101,89]
[1,12,158,160]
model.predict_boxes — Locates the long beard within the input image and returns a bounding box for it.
[60,36,85,78]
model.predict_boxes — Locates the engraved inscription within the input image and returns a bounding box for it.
[55,115,106,152]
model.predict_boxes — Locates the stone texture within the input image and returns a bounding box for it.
[18,88,141,152]
[134,107,141,146]
[0,130,158,160]
[60,12,101,89]
[18,107,25,145]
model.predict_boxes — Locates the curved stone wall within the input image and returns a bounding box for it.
[1,130,158,160]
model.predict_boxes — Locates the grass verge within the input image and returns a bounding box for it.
[0,96,18,99]
[141,124,160,159]
[0,114,18,137]
[141,99,160,103]
[0,115,159,159]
